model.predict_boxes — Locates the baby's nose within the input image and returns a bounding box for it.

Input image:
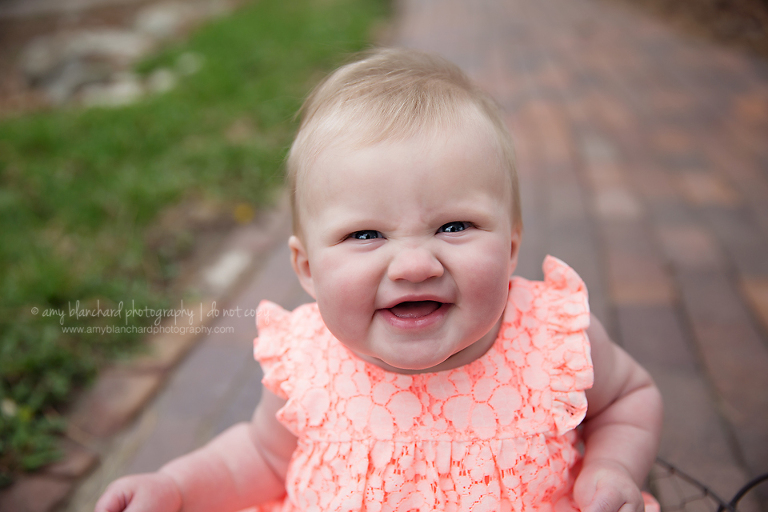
[387,246,444,283]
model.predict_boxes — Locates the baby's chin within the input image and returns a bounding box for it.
[346,346,453,375]
[369,343,481,375]
[376,325,502,374]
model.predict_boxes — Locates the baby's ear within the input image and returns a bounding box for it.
[509,229,521,274]
[289,235,316,299]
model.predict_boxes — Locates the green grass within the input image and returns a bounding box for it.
[0,0,388,486]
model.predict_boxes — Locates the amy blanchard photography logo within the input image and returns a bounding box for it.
[30,300,269,332]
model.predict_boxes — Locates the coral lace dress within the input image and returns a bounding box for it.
[250,257,598,511]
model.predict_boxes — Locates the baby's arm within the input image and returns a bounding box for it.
[94,389,296,512]
[575,316,663,512]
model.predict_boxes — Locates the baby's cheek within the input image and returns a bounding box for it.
[470,259,512,304]
[314,274,373,337]
[468,263,512,327]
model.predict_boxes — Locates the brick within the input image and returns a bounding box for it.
[740,278,768,336]
[69,370,163,438]
[531,64,572,94]
[648,90,696,119]
[646,200,696,225]
[650,126,695,156]
[128,331,200,371]
[593,187,644,220]
[212,365,264,437]
[124,416,198,475]
[579,133,620,167]
[615,305,697,372]
[517,99,573,165]
[546,173,587,222]
[629,164,679,202]
[601,222,676,306]
[590,93,637,134]
[655,151,710,173]
[677,172,741,207]
[677,270,768,475]
[703,206,768,278]
[704,146,768,242]
[151,342,248,419]
[584,160,625,190]
[724,116,768,159]
[0,475,72,512]
[704,138,768,195]
[546,219,610,323]
[655,225,725,271]
[732,93,768,125]
[608,270,675,306]
[513,159,547,282]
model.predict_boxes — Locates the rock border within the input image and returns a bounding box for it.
[16,0,232,107]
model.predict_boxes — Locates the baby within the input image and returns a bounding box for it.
[96,48,663,512]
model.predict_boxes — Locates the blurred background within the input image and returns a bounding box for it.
[0,0,767,511]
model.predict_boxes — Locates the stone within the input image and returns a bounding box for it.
[203,249,252,296]
[20,30,154,83]
[135,1,233,40]
[146,68,177,94]
[176,52,205,75]
[134,2,198,40]
[43,60,113,105]
[19,29,155,104]
[0,0,147,19]
[63,30,154,63]
[80,74,144,107]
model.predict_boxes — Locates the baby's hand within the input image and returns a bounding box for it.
[94,472,182,512]
[574,460,644,512]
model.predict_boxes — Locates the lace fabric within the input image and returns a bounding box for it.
[251,256,594,512]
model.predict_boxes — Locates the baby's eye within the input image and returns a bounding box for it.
[349,230,383,240]
[438,222,471,233]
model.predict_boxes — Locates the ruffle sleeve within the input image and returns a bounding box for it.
[542,256,594,435]
[253,300,293,400]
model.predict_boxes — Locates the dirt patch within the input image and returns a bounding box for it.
[600,0,768,60]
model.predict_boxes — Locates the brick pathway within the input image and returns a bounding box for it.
[36,0,768,510]
[395,0,768,507]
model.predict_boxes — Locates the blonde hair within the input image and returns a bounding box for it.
[287,48,522,236]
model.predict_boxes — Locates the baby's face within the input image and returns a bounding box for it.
[289,121,520,373]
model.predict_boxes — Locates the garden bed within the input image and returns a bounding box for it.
[0,0,389,486]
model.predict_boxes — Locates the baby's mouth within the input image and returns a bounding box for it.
[388,301,442,318]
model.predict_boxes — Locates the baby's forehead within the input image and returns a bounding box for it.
[294,118,512,220]
[303,116,503,181]
[302,103,502,171]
